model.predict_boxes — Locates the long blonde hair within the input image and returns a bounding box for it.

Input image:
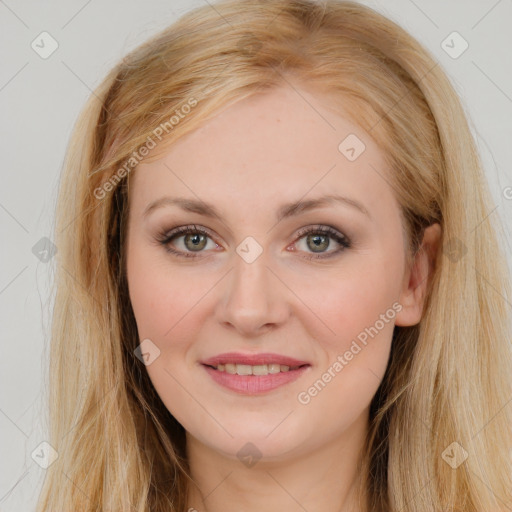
[37,0,512,510]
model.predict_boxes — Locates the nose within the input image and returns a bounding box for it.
[214,251,290,337]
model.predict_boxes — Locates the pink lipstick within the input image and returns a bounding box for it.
[201,352,311,394]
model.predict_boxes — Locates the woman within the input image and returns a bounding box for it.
[37,0,512,510]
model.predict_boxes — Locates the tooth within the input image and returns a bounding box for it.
[252,364,268,376]
[268,364,281,374]
[225,363,237,374]
[213,363,298,374]
[236,364,253,376]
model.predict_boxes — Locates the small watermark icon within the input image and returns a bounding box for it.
[32,237,57,263]
[236,236,263,263]
[441,442,468,469]
[31,441,59,469]
[134,338,161,365]
[338,133,366,162]
[443,237,467,263]
[31,31,59,59]
[237,442,263,468]
[441,31,469,59]
[237,32,263,57]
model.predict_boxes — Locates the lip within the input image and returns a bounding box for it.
[200,352,311,395]
[201,352,310,367]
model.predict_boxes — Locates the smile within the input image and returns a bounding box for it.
[207,363,304,375]
[200,352,311,394]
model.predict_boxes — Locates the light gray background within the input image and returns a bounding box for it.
[1,1,511,510]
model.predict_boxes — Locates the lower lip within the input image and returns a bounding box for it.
[202,365,310,394]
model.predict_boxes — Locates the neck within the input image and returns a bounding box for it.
[185,409,369,512]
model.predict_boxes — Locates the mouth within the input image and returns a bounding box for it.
[200,352,311,394]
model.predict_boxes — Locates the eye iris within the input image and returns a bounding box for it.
[184,233,207,251]
[307,234,329,252]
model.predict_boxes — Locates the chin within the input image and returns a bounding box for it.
[188,419,311,462]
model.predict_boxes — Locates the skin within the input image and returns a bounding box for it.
[125,83,441,512]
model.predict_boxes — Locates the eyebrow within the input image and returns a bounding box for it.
[143,194,371,222]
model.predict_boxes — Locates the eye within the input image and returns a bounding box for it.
[292,225,351,260]
[157,225,220,258]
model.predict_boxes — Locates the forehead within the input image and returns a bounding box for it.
[129,84,395,218]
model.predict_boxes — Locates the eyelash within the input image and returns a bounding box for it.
[156,224,351,261]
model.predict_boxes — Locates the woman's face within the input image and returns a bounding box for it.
[125,84,424,462]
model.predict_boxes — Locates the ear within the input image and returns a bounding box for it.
[395,222,441,327]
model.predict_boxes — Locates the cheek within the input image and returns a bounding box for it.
[291,251,403,347]
[126,246,210,426]
[288,246,403,408]
[292,270,399,440]
[303,277,397,391]
[126,241,207,341]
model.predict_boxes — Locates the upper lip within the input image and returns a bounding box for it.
[201,352,310,367]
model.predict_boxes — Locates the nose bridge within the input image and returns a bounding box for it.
[216,244,288,334]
